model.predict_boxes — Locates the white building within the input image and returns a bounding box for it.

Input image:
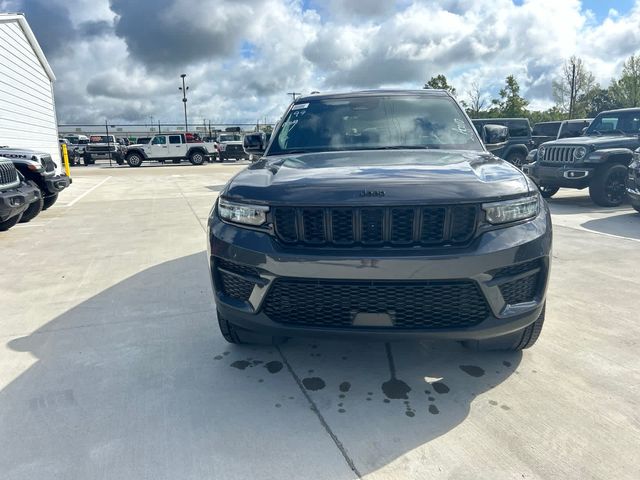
[0,13,61,169]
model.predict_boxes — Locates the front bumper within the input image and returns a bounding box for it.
[44,174,71,194]
[207,204,552,341]
[523,161,594,189]
[627,178,640,208]
[0,182,41,221]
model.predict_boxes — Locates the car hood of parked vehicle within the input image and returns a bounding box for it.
[0,147,49,159]
[541,134,639,149]
[222,150,532,205]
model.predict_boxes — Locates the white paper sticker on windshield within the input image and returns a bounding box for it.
[292,103,309,110]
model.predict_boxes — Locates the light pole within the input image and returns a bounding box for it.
[179,74,189,133]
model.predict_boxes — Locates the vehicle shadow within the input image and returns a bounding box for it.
[581,212,640,240]
[2,252,521,479]
[546,193,631,216]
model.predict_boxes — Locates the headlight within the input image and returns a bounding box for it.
[573,146,587,160]
[218,198,268,226]
[537,145,546,161]
[483,195,539,225]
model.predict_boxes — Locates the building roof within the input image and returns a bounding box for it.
[0,13,56,82]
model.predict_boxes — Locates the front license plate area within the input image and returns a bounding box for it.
[352,312,394,327]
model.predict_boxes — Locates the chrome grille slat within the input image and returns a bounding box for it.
[0,161,19,188]
[543,146,576,164]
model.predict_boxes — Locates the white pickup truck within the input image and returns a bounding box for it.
[124,134,214,167]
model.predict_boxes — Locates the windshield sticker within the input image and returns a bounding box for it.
[292,103,309,110]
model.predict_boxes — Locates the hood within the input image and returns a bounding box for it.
[223,150,531,206]
[542,134,639,149]
[0,147,49,160]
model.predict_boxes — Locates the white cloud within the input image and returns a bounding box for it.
[12,0,640,124]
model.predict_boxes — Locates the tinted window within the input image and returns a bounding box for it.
[559,121,590,138]
[152,136,167,145]
[169,135,182,144]
[587,111,640,135]
[507,120,531,137]
[270,95,482,155]
[532,122,561,136]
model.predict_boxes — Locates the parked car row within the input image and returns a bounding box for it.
[523,108,640,208]
[0,147,71,231]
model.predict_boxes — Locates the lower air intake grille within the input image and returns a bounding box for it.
[499,274,539,305]
[219,271,254,301]
[263,279,489,329]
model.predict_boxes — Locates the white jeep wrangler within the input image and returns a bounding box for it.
[124,134,215,167]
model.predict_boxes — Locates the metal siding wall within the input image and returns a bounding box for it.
[0,20,61,173]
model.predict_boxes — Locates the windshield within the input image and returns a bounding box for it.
[90,135,115,143]
[267,95,482,155]
[219,134,240,142]
[586,111,640,136]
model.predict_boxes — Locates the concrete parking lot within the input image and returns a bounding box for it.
[1,163,639,479]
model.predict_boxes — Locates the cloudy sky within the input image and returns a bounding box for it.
[4,0,640,125]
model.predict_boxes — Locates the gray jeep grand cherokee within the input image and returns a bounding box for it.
[207,90,552,351]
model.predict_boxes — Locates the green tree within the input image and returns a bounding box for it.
[552,56,595,118]
[578,86,619,117]
[609,54,640,108]
[423,74,456,96]
[491,75,529,117]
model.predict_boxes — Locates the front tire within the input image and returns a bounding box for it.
[539,185,560,198]
[0,213,22,231]
[189,151,205,165]
[42,193,58,210]
[217,310,285,345]
[126,153,143,167]
[589,163,627,207]
[463,304,546,351]
[19,182,43,222]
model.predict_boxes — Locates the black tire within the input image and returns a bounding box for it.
[463,304,546,351]
[539,185,560,198]
[217,310,285,345]
[589,164,628,207]
[0,213,22,231]
[19,182,43,223]
[506,152,527,168]
[42,193,58,210]
[126,153,143,167]
[83,152,93,165]
[189,151,205,165]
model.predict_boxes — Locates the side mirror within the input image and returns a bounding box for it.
[581,127,588,135]
[244,132,268,156]
[482,124,509,151]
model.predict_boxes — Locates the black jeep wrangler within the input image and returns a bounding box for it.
[208,90,552,351]
[472,118,533,167]
[0,147,71,219]
[524,108,640,206]
[0,157,41,231]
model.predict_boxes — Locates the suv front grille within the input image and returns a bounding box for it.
[272,205,478,247]
[263,279,489,329]
[541,146,577,164]
[0,161,18,188]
